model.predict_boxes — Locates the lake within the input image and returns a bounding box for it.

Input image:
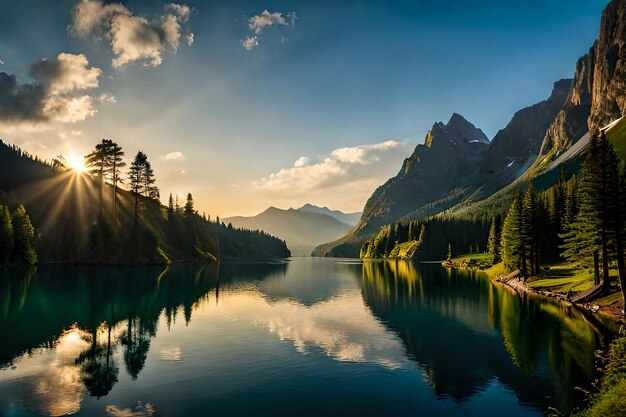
[0,258,607,416]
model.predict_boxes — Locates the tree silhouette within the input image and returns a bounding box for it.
[108,141,126,233]
[129,151,147,224]
[85,139,113,217]
[75,324,119,398]
[184,193,195,216]
[0,205,14,263]
[11,204,37,265]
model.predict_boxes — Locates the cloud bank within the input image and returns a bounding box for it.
[242,10,296,50]
[0,53,103,127]
[255,140,409,192]
[70,0,194,67]
[252,140,410,211]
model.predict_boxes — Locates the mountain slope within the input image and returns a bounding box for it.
[314,114,491,257]
[481,79,571,175]
[541,0,626,157]
[297,203,361,226]
[313,82,573,258]
[224,207,353,256]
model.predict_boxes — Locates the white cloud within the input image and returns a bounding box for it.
[42,95,97,123]
[164,151,185,160]
[30,53,101,94]
[98,93,117,103]
[185,32,194,46]
[0,53,102,127]
[249,10,288,35]
[242,36,258,50]
[255,140,409,192]
[166,3,191,21]
[70,0,194,68]
[293,156,308,167]
[242,9,296,50]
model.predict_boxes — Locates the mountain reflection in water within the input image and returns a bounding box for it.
[0,259,607,416]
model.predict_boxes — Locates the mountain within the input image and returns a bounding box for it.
[541,0,626,157]
[314,113,490,257]
[224,206,353,256]
[316,0,626,259]
[480,79,571,176]
[296,203,361,226]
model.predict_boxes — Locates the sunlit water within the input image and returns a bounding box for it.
[0,258,609,416]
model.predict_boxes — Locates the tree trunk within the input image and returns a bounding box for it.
[134,193,139,225]
[593,250,600,285]
[602,231,610,293]
[112,162,117,235]
[616,232,626,309]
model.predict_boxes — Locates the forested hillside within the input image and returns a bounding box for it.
[0,139,290,264]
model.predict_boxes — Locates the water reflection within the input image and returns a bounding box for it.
[361,260,600,411]
[0,259,607,416]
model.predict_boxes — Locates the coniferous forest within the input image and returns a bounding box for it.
[361,130,626,304]
[0,138,290,265]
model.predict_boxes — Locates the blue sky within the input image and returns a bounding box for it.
[0,0,609,216]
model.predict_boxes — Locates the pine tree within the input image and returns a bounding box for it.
[184,193,195,216]
[617,162,626,306]
[0,205,14,263]
[560,132,614,289]
[11,205,37,265]
[85,139,113,216]
[501,190,523,272]
[129,151,147,224]
[487,217,500,265]
[447,243,452,261]
[105,141,125,233]
[143,161,159,200]
[167,193,175,219]
[521,183,539,275]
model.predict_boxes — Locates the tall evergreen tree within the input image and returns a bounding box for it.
[0,205,14,263]
[85,139,113,217]
[108,141,125,232]
[560,132,618,290]
[487,217,500,265]
[129,151,147,224]
[167,193,175,220]
[501,190,523,272]
[11,205,37,265]
[184,193,195,216]
[521,183,539,275]
[143,161,159,200]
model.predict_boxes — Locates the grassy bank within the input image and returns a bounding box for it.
[573,336,626,417]
[445,254,626,416]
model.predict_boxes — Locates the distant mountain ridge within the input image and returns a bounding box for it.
[224,205,353,256]
[296,203,361,226]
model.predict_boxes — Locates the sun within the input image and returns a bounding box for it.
[67,155,87,173]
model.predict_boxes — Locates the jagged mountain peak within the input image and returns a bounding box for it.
[425,113,489,147]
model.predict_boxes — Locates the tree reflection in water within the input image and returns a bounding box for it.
[361,260,604,412]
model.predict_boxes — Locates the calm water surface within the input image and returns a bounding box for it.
[0,258,607,416]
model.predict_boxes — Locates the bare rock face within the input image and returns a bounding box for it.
[354,114,488,236]
[541,0,626,156]
[481,79,571,174]
[588,0,626,130]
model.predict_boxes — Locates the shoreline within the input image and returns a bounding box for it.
[442,260,625,325]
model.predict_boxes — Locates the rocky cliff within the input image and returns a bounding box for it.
[313,114,489,257]
[541,0,626,156]
[482,79,571,174]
